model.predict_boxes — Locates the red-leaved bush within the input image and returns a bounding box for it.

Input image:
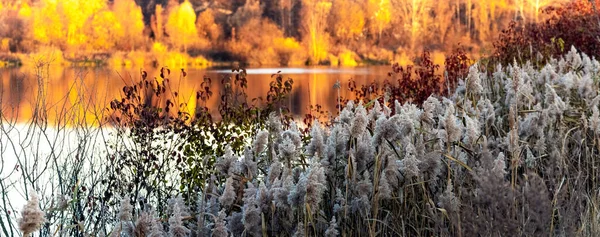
[493,0,600,65]
[340,48,470,112]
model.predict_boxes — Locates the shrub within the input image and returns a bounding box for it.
[342,48,471,110]
[493,0,600,66]
[104,66,295,217]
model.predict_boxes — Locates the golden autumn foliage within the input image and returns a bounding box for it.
[338,49,358,66]
[28,0,145,52]
[61,0,107,49]
[32,0,63,47]
[301,0,332,64]
[330,0,365,41]
[366,0,391,40]
[196,9,222,45]
[229,18,303,66]
[17,2,31,18]
[274,37,306,65]
[151,5,165,42]
[166,0,200,52]
[0,0,579,66]
[112,0,145,51]
[394,0,435,50]
[86,10,122,50]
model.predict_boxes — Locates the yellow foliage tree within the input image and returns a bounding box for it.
[473,1,492,45]
[166,0,199,52]
[86,10,123,51]
[330,0,365,41]
[301,0,332,64]
[58,0,107,50]
[196,8,222,45]
[17,2,31,18]
[112,0,145,51]
[151,5,165,42]
[32,0,64,47]
[367,0,391,41]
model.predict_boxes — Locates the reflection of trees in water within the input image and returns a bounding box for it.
[8,69,25,112]
[1,66,396,123]
[290,82,303,116]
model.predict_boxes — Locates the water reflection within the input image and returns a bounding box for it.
[210,67,373,75]
[0,66,391,125]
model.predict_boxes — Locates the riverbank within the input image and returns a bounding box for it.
[0,48,458,70]
[0,48,214,69]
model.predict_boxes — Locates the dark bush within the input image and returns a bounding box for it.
[493,0,600,66]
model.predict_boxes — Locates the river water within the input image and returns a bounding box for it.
[0,65,392,125]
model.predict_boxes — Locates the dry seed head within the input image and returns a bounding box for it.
[18,191,46,237]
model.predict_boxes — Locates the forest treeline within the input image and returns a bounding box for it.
[0,0,572,66]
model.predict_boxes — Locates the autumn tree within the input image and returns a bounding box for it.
[228,18,295,65]
[151,5,165,42]
[524,0,565,23]
[230,0,262,32]
[59,0,107,50]
[487,0,519,41]
[431,1,456,48]
[365,0,391,41]
[112,0,146,51]
[301,0,332,64]
[262,0,298,36]
[0,8,26,52]
[86,10,123,51]
[31,0,65,48]
[166,0,199,52]
[392,0,434,50]
[330,0,365,42]
[472,1,499,47]
[196,9,223,45]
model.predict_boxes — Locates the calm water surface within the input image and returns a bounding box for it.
[0,65,392,124]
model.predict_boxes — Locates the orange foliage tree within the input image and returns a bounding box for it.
[329,0,365,42]
[229,18,301,66]
[366,0,391,41]
[196,9,222,45]
[151,5,165,42]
